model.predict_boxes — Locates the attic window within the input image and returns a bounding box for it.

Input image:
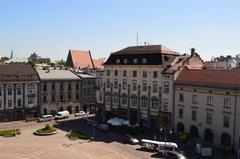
[142,58,147,64]
[116,59,120,64]
[123,59,128,64]
[133,59,138,64]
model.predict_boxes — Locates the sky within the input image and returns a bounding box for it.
[0,0,240,61]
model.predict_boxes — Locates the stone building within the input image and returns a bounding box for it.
[97,45,203,128]
[174,68,240,151]
[0,64,39,121]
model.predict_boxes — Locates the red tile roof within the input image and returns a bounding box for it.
[175,68,240,89]
[67,50,94,69]
[93,59,104,69]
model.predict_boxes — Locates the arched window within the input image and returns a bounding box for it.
[105,92,111,103]
[189,125,198,138]
[141,96,148,108]
[7,86,12,95]
[27,84,35,94]
[113,93,119,105]
[151,97,159,109]
[131,95,138,107]
[204,129,214,142]
[221,133,231,147]
[121,94,128,105]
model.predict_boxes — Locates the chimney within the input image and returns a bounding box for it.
[191,48,195,56]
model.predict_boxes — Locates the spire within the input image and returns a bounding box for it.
[10,49,13,59]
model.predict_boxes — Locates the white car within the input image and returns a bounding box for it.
[125,135,139,144]
[38,115,53,122]
[75,111,86,116]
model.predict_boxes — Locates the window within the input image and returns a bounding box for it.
[60,83,64,90]
[132,71,137,77]
[192,110,197,121]
[28,85,35,94]
[17,99,21,107]
[76,83,79,90]
[151,97,159,109]
[153,71,158,78]
[17,87,21,95]
[76,93,79,100]
[68,94,71,100]
[107,80,110,88]
[192,95,198,104]
[107,70,110,76]
[7,100,12,108]
[142,83,147,92]
[52,84,55,90]
[123,70,127,77]
[122,80,127,90]
[224,98,231,108]
[68,83,72,90]
[131,95,137,107]
[123,59,128,64]
[152,83,158,93]
[178,108,183,118]
[132,82,137,91]
[60,94,64,100]
[121,94,128,105]
[179,93,184,102]
[0,88,2,96]
[114,81,118,89]
[114,70,118,76]
[143,71,147,78]
[105,93,111,103]
[163,82,169,94]
[116,59,120,64]
[223,116,230,128]
[7,87,12,95]
[142,58,147,64]
[0,100,2,109]
[141,96,148,108]
[28,98,34,105]
[207,113,212,124]
[52,95,55,102]
[43,84,47,91]
[133,59,138,64]
[207,96,214,105]
[163,99,168,111]
[43,96,47,103]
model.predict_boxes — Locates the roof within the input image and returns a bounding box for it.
[104,45,179,65]
[93,59,104,69]
[113,45,180,55]
[0,64,39,83]
[37,69,80,80]
[175,68,240,89]
[66,50,94,69]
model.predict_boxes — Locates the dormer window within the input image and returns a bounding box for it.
[133,59,138,64]
[116,59,120,64]
[142,58,147,64]
[123,59,128,64]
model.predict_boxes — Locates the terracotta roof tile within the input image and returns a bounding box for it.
[68,50,94,69]
[175,68,240,89]
[93,59,104,69]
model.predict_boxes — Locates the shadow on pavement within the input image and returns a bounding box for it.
[53,118,130,145]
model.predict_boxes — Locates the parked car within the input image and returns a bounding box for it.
[165,151,187,159]
[75,111,86,116]
[38,115,53,122]
[97,123,109,131]
[125,135,139,144]
[55,111,69,119]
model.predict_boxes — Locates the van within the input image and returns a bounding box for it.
[55,111,69,119]
[140,139,179,152]
[38,115,53,122]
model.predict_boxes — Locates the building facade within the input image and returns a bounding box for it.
[37,68,81,115]
[0,64,39,121]
[174,68,240,151]
[98,45,203,128]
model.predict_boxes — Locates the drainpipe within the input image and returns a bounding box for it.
[233,90,237,150]
[172,83,176,131]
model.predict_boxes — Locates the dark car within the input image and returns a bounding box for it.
[165,151,187,159]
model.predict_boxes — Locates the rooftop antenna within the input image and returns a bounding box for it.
[136,32,139,46]
[10,49,13,59]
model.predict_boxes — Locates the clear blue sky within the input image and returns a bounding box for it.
[0,0,240,61]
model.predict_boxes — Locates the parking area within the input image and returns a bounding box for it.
[0,116,155,159]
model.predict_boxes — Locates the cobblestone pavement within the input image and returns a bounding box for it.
[0,116,154,159]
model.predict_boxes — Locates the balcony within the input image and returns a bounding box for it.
[27,93,36,98]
